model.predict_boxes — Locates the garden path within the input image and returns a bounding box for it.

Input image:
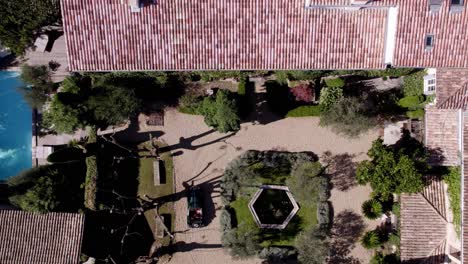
[140,108,379,264]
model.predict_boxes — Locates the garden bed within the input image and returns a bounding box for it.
[137,140,174,246]
[220,150,331,261]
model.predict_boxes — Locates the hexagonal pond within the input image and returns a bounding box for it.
[248,185,299,229]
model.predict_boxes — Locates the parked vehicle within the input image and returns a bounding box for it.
[187,186,204,228]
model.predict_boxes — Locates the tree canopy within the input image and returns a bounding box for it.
[43,74,141,133]
[356,137,427,199]
[198,89,240,133]
[0,0,61,55]
[18,64,56,108]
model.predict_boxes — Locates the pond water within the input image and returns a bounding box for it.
[0,71,32,181]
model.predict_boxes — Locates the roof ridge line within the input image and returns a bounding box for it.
[420,192,448,224]
[438,82,468,110]
[421,238,447,264]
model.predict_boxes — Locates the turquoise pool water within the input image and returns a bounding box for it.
[0,72,32,180]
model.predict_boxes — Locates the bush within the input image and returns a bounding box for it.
[274,71,324,84]
[237,76,252,118]
[398,96,422,109]
[220,208,233,232]
[221,229,261,258]
[47,147,86,163]
[403,71,425,97]
[238,76,247,96]
[371,253,400,264]
[19,64,55,108]
[178,93,202,115]
[84,128,98,210]
[317,202,331,229]
[406,109,424,119]
[392,202,400,217]
[287,161,323,202]
[265,80,291,116]
[361,230,382,249]
[444,166,461,234]
[388,231,400,248]
[198,90,240,132]
[319,97,376,138]
[291,84,314,103]
[318,86,343,113]
[324,78,345,88]
[258,247,296,262]
[295,228,329,264]
[286,105,321,117]
[362,199,383,220]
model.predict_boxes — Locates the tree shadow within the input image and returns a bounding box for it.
[172,241,223,252]
[321,152,358,192]
[328,210,366,264]
[159,129,236,153]
[243,80,284,125]
[111,115,165,144]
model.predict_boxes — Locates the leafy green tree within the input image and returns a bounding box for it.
[0,0,61,55]
[18,64,55,108]
[43,94,86,134]
[214,90,240,132]
[14,173,60,213]
[319,97,376,138]
[87,85,141,126]
[361,230,381,249]
[319,86,343,112]
[295,227,329,264]
[356,138,426,199]
[198,90,240,133]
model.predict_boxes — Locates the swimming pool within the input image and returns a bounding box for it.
[0,71,32,180]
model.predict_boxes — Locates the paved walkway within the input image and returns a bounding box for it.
[139,108,379,264]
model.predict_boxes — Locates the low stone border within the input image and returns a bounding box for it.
[248,185,300,229]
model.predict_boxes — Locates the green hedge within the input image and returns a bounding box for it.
[47,147,85,163]
[324,78,345,88]
[286,105,321,117]
[406,109,424,119]
[444,166,461,235]
[84,127,98,210]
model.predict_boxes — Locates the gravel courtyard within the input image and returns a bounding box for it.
[145,109,380,264]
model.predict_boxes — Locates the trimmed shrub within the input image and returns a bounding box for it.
[47,147,86,163]
[220,208,233,231]
[238,76,247,96]
[444,166,461,234]
[84,156,98,210]
[291,84,314,103]
[319,97,376,138]
[287,161,323,202]
[178,93,202,115]
[406,109,424,120]
[317,202,331,229]
[258,247,296,262]
[318,86,343,112]
[362,199,383,220]
[398,96,422,109]
[392,202,400,217]
[221,229,261,258]
[324,78,345,88]
[361,230,382,249]
[295,227,329,264]
[403,71,425,97]
[286,105,321,117]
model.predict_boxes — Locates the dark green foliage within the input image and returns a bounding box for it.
[361,230,382,249]
[398,96,422,109]
[319,97,376,138]
[198,90,240,132]
[330,68,420,78]
[388,231,400,248]
[46,147,86,163]
[403,71,425,97]
[220,208,233,232]
[274,71,324,84]
[324,78,345,88]
[361,199,383,220]
[370,253,401,264]
[318,86,343,112]
[8,162,85,213]
[18,64,56,108]
[84,127,98,210]
[287,161,323,202]
[258,247,296,262]
[295,228,329,264]
[43,74,141,133]
[237,75,253,118]
[444,166,461,234]
[356,138,427,199]
[406,109,425,119]
[178,93,202,115]
[221,229,261,258]
[0,0,61,54]
[87,85,141,125]
[392,202,400,217]
[238,76,247,96]
[317,202,331,229]
[286,105,321,117]
[265,80,291,116]
[197,71,244,82]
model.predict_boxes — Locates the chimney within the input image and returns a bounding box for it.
[122,0,142,12]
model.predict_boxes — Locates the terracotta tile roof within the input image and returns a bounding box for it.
[435,69,468,105]
[400,181,448,263]
[394,1,468,68]
[424,106,460,166]
[437,83,468,110]
[0,210,84,264]
[61,0,390,71]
